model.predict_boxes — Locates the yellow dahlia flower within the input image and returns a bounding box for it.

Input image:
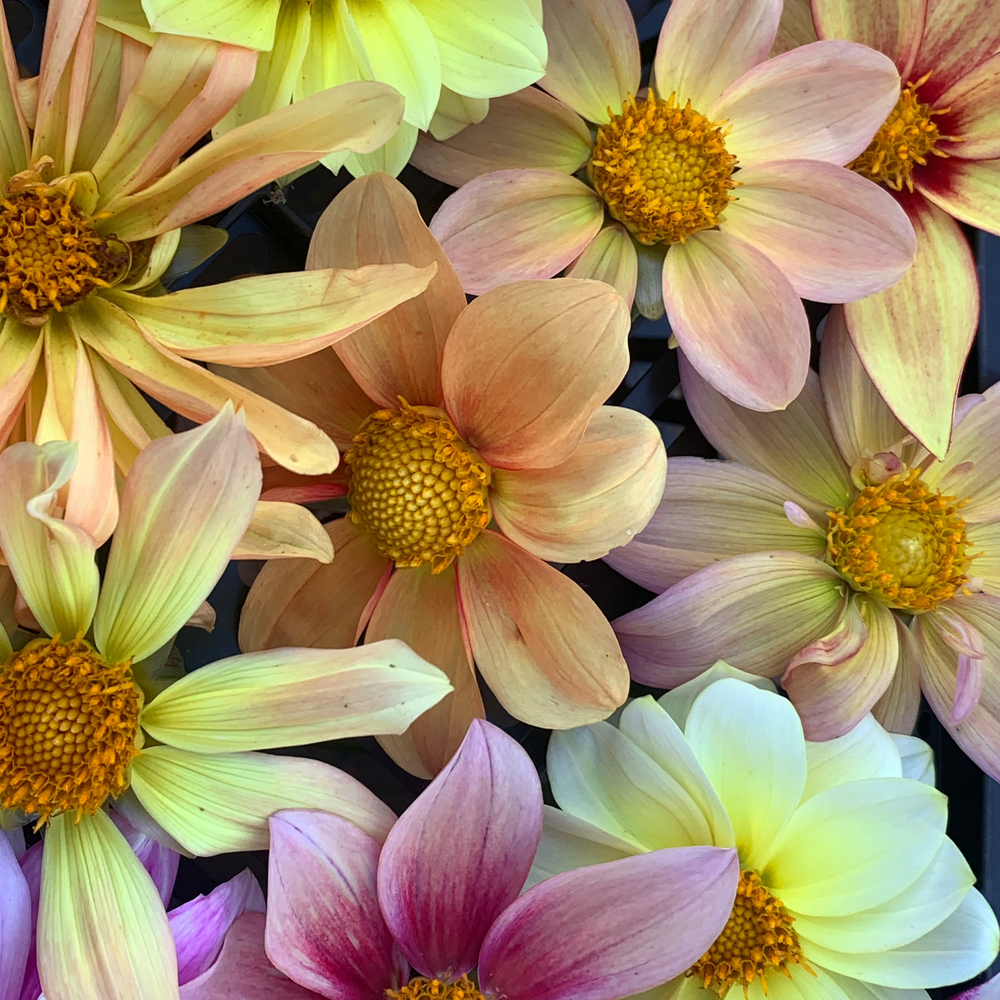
[0,408,452,1000]
[98,0,547,176]
[0,1,436,540]
[536,664,999,998]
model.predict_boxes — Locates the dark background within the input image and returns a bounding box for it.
[8,0,1000,991]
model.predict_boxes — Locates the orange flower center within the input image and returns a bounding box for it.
[0,637,141,824]
[386,976,484,1000]
[345,401,492,574]
[826,470,973,612]
[0,189,131,325]
[848,73,952,192]
[588,92,738,245]
[687,870,810,997]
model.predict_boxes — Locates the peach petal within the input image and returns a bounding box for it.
[0,322,42,448]
[916,157,1000,238]
[564,223,638,309]
[810,0,926,78]
[873,616,924,735]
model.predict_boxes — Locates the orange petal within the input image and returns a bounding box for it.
[457,530,629,728]
[306,172,465,408]
[564,223,638,310]
[492,406,666,563]
[367,563,485,778]
[441,279,630,470]
[810,0,925,78]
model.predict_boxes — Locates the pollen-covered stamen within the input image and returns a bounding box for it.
[688,870,811,998]
[588,91,738,246]
[386,975,484,1000]
[346,400,492,574]
[827,470,974,612]
[0,636,141,824]
[0,187,131,324]
[848,73,954,192]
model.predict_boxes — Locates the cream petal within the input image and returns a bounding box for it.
[0,8,28,184]
[970,520,1000,595]
[233,501,333,563]
[564,223,638,308]
[803,713,903,801]
[656,660,776,727]
[894,734,936,785]
[0,322,42,446]
[428,85,489,141]
[810,0,926,79]
[538,0,639,123]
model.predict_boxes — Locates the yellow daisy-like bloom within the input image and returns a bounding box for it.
[98,0,547,176]
[0,407,452,1000]
[535,665,1000,999]
[0,1,437,550]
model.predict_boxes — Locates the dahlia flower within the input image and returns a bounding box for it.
[0,409,451,1000]
[230,172,666,777]
[413,0,916,411]
[609,309,1000,780]
[98,0,547,176]
[538,665,999,998]
[258,719,739,1000]
[0,0,436,532]
[772,0,1000,459]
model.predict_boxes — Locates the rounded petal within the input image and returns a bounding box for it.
[803,714,904,801]
[657,662,777,729]
[604,456,827,593]
[810,0,926,79]
[612,551,847,687]
[713,41,901,167]
[538,0,639,123]
[233,501,335,563]
[265,811,405,1000]
[680,352,853,509]
[492,407,666,563]
[720,161,916,302]
[564,223,638,308]
[457,531,629,728]
[441,279,629,470]
[411,87,593,187]
[377,720,543,980]
[478,847,740,1000]
[843,194,978,461]
[528,807,639,889]
[0,835,29,1000]
[664,231,810,411]
[430,170,605,295]
[142,0,281,49]
[94,407,260,665]
[654,0,781,111]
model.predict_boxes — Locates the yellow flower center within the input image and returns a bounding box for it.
[588,92,738,245]
[386,976,484,1000]
[848,74,952,192]
[0,189,131,325]
[346,401,492,574]
[687,870,810,997]
[0,637,141,824]
[826,470,973,612]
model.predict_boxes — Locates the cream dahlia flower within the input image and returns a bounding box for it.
[536,664,999,998]
[413,0,916,411]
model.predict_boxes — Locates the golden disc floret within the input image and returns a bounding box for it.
[827,470,973,612]
[588,91,738,246]
[688,869,810,997]
[848,74,953,192]
[386,976,484,1000]
[0,636,141,824]
[346,401,492,573]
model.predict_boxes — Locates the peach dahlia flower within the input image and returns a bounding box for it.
[413,0,916,411]
[229,173,667,778]
[609,312,1000,781]
[0,0,435,543]
[773,0,1000,460]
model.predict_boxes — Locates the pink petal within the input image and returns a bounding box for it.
[783,596,899,741]
[713,40,901,167]
[429,170,605,295]
[265,811,405,1000]
[810,0,926,79]
[15,844,40,1000]
[912,0,1000,104]
[613,551,846,686]
[720,160,916,302]
[180,912,321,1000]
[169,871,266,986]
[929,606,987,723]
[664,231,810,410]
[110,810,179,907]
[916,156,1000,238]
[654,0,781,111]
[478,847,739,1000]
[0,835,30,1000]
[873,616,924,735]
[377,720,542,980]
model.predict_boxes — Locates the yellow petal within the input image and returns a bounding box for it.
[142,0,282,50]
[233,500,333,562]
[0,6,30,182]
[38,810,179,1000]
[564,223,637,309]
[428,85,489,141]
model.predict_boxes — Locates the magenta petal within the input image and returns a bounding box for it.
[111,809,180,906]
[0,835,30,1000]
[170,869,266,985]
[478,846,739,1000]
[15,843,40,1000]
[377,719,543,980]
[266,810,405,1000]
[180,912,321,1000]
